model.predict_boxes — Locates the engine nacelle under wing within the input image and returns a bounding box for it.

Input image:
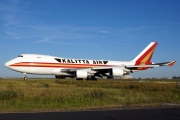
[76,70,88,78]
[111,67,129,77]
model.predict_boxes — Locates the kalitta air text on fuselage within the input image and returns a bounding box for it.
[55,58,109,64]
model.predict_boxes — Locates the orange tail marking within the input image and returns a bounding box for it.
[135,42,158,65]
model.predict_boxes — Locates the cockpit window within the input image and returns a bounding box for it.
[18,55,23,57]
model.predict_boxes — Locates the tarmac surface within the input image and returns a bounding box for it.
[0,107,180,120]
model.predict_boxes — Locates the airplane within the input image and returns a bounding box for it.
[5,42,176,80]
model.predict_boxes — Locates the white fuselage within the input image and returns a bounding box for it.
[5,54,135,75]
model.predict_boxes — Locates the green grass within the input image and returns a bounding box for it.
[0,79,180,112]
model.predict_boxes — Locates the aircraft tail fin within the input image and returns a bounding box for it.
[132,42,158,65]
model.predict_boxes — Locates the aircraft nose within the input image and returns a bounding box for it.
[5,61,11,67]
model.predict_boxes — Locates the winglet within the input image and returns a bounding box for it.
[166,61,176,66]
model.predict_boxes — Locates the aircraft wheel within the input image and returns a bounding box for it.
[91,76,97,81]
[24,77,28,80]
[86,76,91,80]
[107,76,113,79]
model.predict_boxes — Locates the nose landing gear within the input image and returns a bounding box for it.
[23,73,27,80]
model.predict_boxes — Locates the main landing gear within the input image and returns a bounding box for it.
[23,73,28,80]
[86,76,97,81]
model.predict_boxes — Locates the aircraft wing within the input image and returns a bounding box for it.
[60,68,78,72]
[151,60,176,66]
[92,61,176,72]
[125,65,159,68]
[59,61,176,78]
[61,61,176,72]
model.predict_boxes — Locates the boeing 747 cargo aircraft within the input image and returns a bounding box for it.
[5,42,176,80]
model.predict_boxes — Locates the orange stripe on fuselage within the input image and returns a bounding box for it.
[10,62,113,69]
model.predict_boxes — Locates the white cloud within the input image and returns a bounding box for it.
[119,26,151,33]
[100,30,110,34]
[5,31,22,39]
[0,0,109,48]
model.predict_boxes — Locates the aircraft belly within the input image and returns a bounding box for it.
[28,67,52,74]
[11,67,29,73]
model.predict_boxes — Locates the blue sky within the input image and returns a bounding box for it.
[0,0,179,78]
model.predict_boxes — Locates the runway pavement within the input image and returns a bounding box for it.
[0,107,180,120]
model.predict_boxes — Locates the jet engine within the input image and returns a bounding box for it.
[110,67,129,77]
[76,70,88,78]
